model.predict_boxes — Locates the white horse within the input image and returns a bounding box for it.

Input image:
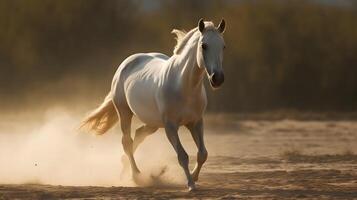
[81,19,226,191]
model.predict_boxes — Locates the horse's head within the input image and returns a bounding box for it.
[197,18,226,89]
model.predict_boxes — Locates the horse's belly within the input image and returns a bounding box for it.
[125,81,163,126]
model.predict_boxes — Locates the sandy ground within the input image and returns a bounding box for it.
[1,113,357,199]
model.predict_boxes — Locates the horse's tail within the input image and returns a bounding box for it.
[79,92,118,135]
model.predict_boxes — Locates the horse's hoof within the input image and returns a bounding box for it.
[188,184,196,192]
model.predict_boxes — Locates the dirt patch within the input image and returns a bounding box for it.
[1,114,357,199]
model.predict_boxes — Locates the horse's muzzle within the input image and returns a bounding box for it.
[209,71,224,89]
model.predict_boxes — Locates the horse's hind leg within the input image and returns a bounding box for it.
[121,125,157,178]
[118,107,140,175]
[186,119,207,182]
[133,125,158,152]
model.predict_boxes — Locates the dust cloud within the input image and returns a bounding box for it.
[0,107,185,187]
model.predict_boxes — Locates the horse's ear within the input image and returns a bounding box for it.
[217,18,226,33]
[198,18,205,33]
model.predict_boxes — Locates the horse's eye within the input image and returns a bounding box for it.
[223,45,226,50]
[202,43,207,50]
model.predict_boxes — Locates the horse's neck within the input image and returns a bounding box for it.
[174,35,205,94]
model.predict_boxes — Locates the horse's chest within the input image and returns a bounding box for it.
[179,105,203,124]
[166,93,207,125]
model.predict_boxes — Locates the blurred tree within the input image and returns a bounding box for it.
[0,0,357,112]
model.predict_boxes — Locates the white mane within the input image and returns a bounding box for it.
[171,21,216,55]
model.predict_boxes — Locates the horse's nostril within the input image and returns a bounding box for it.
[211,72,224,87]
[212,73,217,83]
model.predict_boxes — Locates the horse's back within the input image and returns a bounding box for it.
[147,52,170,60]
[112,53,168,88]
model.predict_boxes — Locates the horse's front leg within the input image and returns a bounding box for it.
[186,118,207,182]
[164,121,195,191]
